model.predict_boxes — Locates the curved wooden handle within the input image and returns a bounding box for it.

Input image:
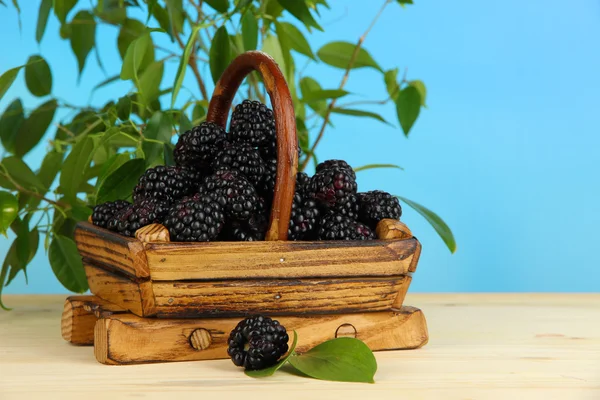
[206,51,298,241]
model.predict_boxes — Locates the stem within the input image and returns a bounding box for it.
[175,31,209,100]
[300,0,391,171]
[0,170,67,209]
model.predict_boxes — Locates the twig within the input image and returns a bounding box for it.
[300,0,391,171]
[0,170,67,209]
[175,31,209,100]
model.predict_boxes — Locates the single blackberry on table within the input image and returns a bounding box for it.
[174,122,227,170]
[91,200,130,229]
[201,170,260,220]
[229,100,276,148]
[315,159,356,179]
[227,316,289,370]
[308,166,357,208]
[163,193,225,242]
[288,198,320,240]
[358,190,402,228]
[133,165,200,204]
[106,198,167,237]
[317,213,376,241]
[210,141,266,187]
[331,193,360,220]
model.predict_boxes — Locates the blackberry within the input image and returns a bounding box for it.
[288,198,320,240]
[258,157,278,198]
[229,100,276,147]
[174,122,227,170]
[163,193,225,242]
[210,141,266,187]
[316,159,356,179]
[331,193,360,220]
[358,191,402,228]
[106,198,167,237]
[201,170,260,220]
[227,213,269,241]
[91,200,130,229]
[318,213,376,241]
[295,171,310,195]
[227,316,289,370]
[133,165,200,204]
[308,167,357,208]
[260,137,302,160]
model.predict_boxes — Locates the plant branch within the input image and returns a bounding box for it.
[300,0,391,171]
[175,31,209,100]
[0,170,67,209]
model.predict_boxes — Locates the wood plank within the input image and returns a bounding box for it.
[75,222,150,279]
[84,264,157,317]
[93,307,427,365]
[145,238,419,281]
[152,276,410,317]
[61,296,127,345]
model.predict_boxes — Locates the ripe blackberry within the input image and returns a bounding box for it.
[163,193,225,242]
[358,191,402,228]
[107,198,167,237]
[288,198,320,240]
[91,200,130,229]
[210,141,266,187]
[316,159,356,179]
[258,157,278,198]
[133,165,200,204]
[331,193,360,220]
[229,100,276,148]
[308,167,357,208]
[174,122,227,170]
[318,213,376,241]
[227,213,269,241]
[259,137,302,160]
[201,170,260,220]
[227,316,289,370]
[295,171,310,195]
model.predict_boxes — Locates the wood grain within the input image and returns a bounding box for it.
[207,51,298,241]
[93,307,427,365]
[376,219,413,240]
[61,297,97,345]
[75,222,150,279]
[135,223,170,243]
[145,238,420,281]
[152,276,410,318]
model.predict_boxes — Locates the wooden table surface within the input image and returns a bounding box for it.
[0,294,598,400]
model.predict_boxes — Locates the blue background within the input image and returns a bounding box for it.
[1,1,599,294]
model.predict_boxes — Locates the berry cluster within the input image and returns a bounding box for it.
[91,100,402,241]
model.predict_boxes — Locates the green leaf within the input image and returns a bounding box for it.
[246,331,298,378]
[277,0,322,31]
[15,99,57,157]
[288,338,377,383]
[192,102,206,125]
[209,26,231,85]
[396,196,456,253]
[0,157,46,192]
[241,11,258,51]
[204,0,228,13]
[49,235,88,293]
[96,0,126,25]
[396,0,413,5]
[120,33,151,81]
[138,61,164,105]
[262,34,290,82]
[171,25,201,108]
[0,191,18,236]
[150,3,171,39]
[59,136,96,200]
[317,41,382,72]
[70,10,96,76]
[36,0,52,43]
[25,55,52,97]
[299,76,325,112]
[331,108,390,125]
[296,117,309,151]
[117,95,132,120]
[141,141,164,168]
[395,86,421,136]
[53,0,77,24]
[354,163,403,172]
[301,89,349,102]
[277,22,315,60]
[96,152,132,191]
[117,19,154,65]
[92,74,120,92]
[96,158,145,204]
[0,99,25,153]
[384,68,399,98]
[145,111,172,142]
[0,66,22,102]
[37,150,63,190]
[164,143,175,166]
[409,80,427,107]
[8,227,39,285]
[164,0,184,36]
[179,112,192,134]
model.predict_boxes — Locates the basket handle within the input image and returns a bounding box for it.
[206,51,298,241]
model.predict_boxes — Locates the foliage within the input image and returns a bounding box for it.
[0,0,455,305]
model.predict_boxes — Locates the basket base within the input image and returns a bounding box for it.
[62,295,428,365]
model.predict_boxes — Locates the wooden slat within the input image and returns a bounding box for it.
[93,307,428,365]
[145,238,420,281]
[75,222,150,279]
[84,264,157,317]
[61,297,97,345]
[152,276,410,318]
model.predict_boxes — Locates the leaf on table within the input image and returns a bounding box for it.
[246,331,298,378]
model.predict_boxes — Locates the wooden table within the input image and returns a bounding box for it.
[0,294,598,399]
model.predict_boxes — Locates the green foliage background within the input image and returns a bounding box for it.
[0,0,455,307]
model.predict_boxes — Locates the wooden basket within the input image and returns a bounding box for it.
[61,51,428,365]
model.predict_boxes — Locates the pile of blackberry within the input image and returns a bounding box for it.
[91,100,403,241]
